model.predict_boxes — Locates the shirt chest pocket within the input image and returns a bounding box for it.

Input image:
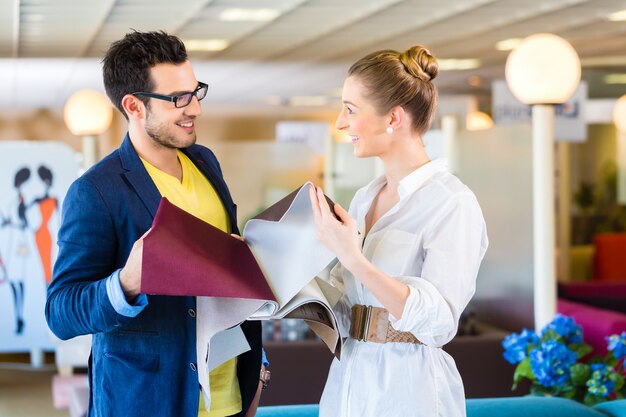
[370,229,416,277]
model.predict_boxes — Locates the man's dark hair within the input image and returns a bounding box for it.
[102,30,188,119]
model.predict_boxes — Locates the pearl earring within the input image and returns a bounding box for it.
[386,127,394,134]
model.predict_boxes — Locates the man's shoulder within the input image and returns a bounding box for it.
[83,149,123,178]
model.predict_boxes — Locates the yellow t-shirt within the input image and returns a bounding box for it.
[141,150,242,417]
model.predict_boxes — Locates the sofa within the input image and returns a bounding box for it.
[255,397,626,417]
[557,298,626,355]
[560,233,626,314]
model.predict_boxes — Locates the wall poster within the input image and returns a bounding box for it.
[0,141,78,352]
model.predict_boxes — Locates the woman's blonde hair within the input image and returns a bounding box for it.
[347,45,439,134]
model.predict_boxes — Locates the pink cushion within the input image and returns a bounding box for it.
[557,299,626,355]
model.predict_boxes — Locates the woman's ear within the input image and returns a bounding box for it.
[388,105,406,131]
[121,94,145,120]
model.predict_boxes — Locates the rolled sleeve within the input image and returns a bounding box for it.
[106,269,148,317]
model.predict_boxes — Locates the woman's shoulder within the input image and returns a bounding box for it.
[424,170,477,202]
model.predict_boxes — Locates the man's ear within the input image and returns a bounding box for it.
[121,94,145,120]
[388,105,406,131]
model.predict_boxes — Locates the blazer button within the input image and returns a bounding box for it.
[188,309,196,318]
[190,363,197,372]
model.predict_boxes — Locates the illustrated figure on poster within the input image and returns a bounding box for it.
[0,209,8,286]
[33,165,59,285]
[2,167,33,335]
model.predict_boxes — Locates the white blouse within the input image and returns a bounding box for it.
[319,159,488,417]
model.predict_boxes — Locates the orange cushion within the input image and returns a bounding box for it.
[593,233,626,281]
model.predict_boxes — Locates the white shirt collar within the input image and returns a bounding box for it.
[397,158,449,199]
[362,158,449,201]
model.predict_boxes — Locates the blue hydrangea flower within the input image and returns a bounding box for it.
[542,314,583,344]
[607,332,626,360]
[530,340,578,387]
[586,363,618,397]
[502,328,540,364]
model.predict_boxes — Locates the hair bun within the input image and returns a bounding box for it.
[400,45,439,82]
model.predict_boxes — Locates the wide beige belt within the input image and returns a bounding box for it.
[349,304,422,344]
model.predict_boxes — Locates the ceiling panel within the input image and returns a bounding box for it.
[1,0,626,111]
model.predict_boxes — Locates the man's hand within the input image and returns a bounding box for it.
[119,230,149,302]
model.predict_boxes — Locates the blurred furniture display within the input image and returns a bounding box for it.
[592,233,626,282]
[560,232,626,314]
[557,299,626,355]
[256,397,626,417]
[260,325,518,406]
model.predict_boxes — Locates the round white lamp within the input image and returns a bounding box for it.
[64,90,113,169]
[613,95,626,204]
[505,33,580,331]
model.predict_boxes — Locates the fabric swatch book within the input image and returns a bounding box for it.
[141,182,343,357]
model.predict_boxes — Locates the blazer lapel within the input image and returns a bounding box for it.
[183,147,239,234]
[118,134,162,219]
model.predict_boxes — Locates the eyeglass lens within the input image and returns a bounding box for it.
[175,84,208,108]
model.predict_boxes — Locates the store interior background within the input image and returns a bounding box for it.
[3,0,626,415]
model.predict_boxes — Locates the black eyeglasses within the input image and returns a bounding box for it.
[132,82,208,108]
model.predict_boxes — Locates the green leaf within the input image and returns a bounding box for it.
[570,363,591,386]
[615,373,624,392]
[530,384,550,396]
[584,393,606,407]
[541,329,561,343]
[513,358,534,390]
[569,343,593,359]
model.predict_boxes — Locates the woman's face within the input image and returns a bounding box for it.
[335,76,391,158]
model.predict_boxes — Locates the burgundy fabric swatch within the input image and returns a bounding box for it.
[141,197,276,301]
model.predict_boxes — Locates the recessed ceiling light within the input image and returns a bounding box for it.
[438,59,481,71]
[495,38,523,51]
[604,74,626,84]
[608,9,626,21]
[184,39,229,52]
[220,8,280,22]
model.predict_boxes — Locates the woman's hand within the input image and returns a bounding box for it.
[308,184,362,269]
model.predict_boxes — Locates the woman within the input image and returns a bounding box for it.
[309,46,488,417]
[33,165,58,285]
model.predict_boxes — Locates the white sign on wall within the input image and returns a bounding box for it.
[276,121,329,154]
[0,141,78,352]
[492,80,587,142]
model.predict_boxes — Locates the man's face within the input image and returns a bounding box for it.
[143,61,202,150]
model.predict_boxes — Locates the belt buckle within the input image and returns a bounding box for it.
[350,305,373,342]
[362,306,372,342]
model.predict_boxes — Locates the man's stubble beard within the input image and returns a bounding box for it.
[145,110,196,150]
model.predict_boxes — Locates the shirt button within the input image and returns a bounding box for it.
[188,309,196,318]
[190,363,197,372]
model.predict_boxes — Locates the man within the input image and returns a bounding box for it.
[46,31,265,417]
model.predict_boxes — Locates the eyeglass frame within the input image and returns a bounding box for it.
[132,81,208,108]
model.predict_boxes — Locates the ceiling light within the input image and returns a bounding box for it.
[604,74,626,84]
[184,39,229,52]
[438,59,481,71]
[608,9,626,21]
[220,8,280,22]
[495,38,523,51]
[581,56,626,67]
[289,96,329,107]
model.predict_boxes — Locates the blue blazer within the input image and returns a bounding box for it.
[46,134,262,417]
